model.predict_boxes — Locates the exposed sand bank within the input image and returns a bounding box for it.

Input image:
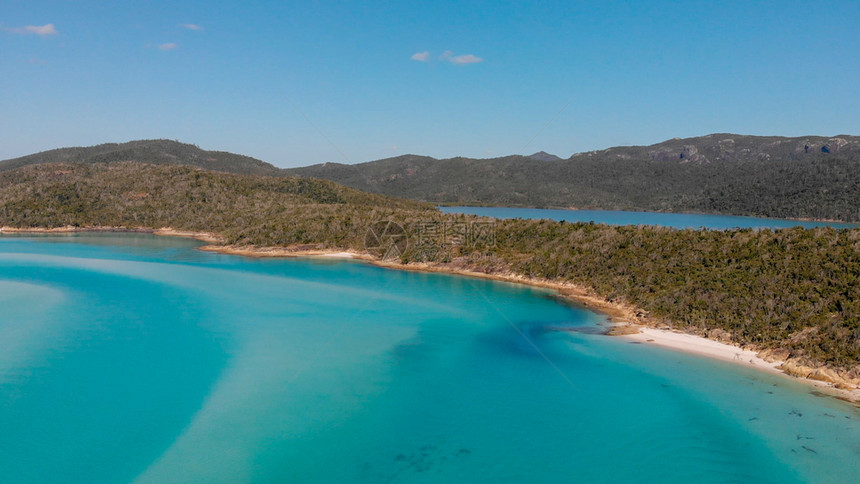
[318,252,357,258]
[152,228,222,244]
[198,244,368,259]
[2,226,857,404]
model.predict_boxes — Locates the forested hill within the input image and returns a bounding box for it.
[0,140,283,176]
[7,134,860,221]
[0,162,433,244]
[285,134,860,222]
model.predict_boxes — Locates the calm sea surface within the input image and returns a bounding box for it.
[440,206,860,229]
[1,234,858,483]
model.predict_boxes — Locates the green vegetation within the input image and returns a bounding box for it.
[465,220,860,369]
[0,139,283,176]
[6,135,859,222]
[286,134,860,222]
[1,162,858,374]
[0,163,435,247]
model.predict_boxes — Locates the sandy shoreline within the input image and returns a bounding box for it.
[619,326,860,403]
[152,228,222,244]
[2,225,858,404]
[623,326,782,372]
[0,225,154,234]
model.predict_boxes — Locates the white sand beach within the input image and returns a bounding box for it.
[621,326,860,403]
[316,252,356,258]
[624,327,782,373]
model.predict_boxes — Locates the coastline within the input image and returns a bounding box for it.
[619,326,860,404]
[623,327,782,373]
[2,225,858,404]
[164,241,860,404]
[0,225,154,234]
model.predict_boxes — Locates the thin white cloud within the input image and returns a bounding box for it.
[157,43,177,51]
[411,51,430,62]
[3,24,57,35]
[180,23,203,31]
[412,49,484,65]
[450,54,483,64]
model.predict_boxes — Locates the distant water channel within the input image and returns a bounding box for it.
[440,206,860,229]
[1,234,858,483]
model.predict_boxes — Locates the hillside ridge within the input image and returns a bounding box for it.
[0,139,283,176]
[6,134,860,221]
[285,133,860,222]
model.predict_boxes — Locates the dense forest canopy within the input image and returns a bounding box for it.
[6,134,860,222]
[286,134,860,222]
[1,162,858,374]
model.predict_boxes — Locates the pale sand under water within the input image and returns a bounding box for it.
[3,225,858,403]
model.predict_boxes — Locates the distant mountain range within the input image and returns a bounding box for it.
[285,134,860,222]
[3,134,859,221]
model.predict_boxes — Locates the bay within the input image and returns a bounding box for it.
[0,234,858,483]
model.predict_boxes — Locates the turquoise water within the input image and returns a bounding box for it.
[1,234,858,483]
[440,206,860,229]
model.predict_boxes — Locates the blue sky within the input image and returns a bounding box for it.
[2,0,858,167]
